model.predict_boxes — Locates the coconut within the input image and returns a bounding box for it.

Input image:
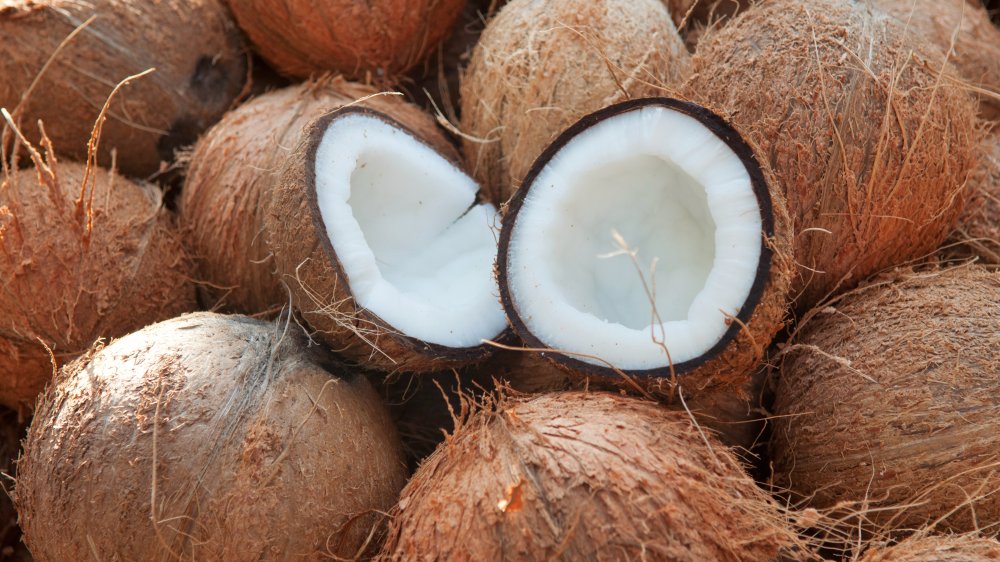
[378,391,812,561]
[771,266,1000,534]
[860,536,1000,561]
[682,0,981,310]
[460,0,689,204]
[0,155,195,411]
[227,0,464,81]
[945,130,1000,263]
[0,0,245,177]
[16,312,407,561]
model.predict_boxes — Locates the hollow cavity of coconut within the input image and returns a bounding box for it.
[378,391,810,561]
[682,0,980,310]
[861,536,1000,562]
[498,98,792,397]
[264,106,507,373]
[772,266,1000,534]
[17,312,407,561]
[946,131,1000,263]
[461,0,689,204]
[0,159,195,411]
[0,0,245,177]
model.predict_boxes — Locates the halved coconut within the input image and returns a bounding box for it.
[498,98,792,396]
[265,106,508,373]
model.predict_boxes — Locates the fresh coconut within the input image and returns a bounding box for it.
[0,0,245,177]
[263,105,508,373]
[0,155,195,411]
[378,391,812,561]
[497,98,792,397]
[16,312,407,561]
[860,536,1000,561]
[682,0,980,309]
[227,0,464,81]
[946,130,1000,263]
[461,0,689,204]
[772,266,1000,534]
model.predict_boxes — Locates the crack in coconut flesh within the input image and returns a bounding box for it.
[860,536,1000,562]
[499,98,791,394]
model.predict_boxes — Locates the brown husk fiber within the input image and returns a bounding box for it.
[0,158,195,411]
[946,130,1000,263]
[16,312,407,561]
[379,391,812,561]
[681,0,981,310]
[228,0,465,81]
[860,535,1000,561]
[460,0,689,203]
[771,266,1000,534]
[0,0,245,177]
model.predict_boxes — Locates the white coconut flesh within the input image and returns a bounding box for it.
[507,105,764,370]
[314,113,507,349]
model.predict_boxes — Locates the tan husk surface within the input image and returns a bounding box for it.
[228,0,465,81]
[0,0,246,177]
[460,0,689,204]
[771,266,1000,534]
[0,159,195,411]
[16,312,407,561]
[946,130,1000,263]
[682,0,980,310]
[378,391,811,561]
[860,535,1000,561]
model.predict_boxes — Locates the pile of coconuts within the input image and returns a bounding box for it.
[0,0,998,560]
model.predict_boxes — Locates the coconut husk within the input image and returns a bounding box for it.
[0,0,246,177]
[682,0,981,310]
[861,535,1000,561]
[16,312,407,561]
[771,266,1000,535]
[945,130,1000,263]
[460,0,690,204]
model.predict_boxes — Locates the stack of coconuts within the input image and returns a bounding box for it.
[0,0,998,559]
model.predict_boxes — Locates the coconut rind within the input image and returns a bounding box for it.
[860,536,1000,562]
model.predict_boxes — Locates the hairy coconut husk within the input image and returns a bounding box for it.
[861,535,1000,561]
[0,0,246,177]
[228,0,465,81]
[460,0,690,204]
[772,266,1000,534]
[945,130,1000,263]
[682,0,981,310]
[0,158,195,411]
[16,312,407,561]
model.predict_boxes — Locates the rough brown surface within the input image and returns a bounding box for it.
[861,535,1000,561]
[772,266,1000,534]
[17,312,407,561]
[946,130,1000,263]
[682,0,981,310]
[0,158,195,411]
[461,0,689,204]
[0,0,246,177]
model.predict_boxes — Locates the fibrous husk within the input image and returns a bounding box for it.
[772,266,1000,534]
[681,0,981,310]
[0,158,196,411]
[860,535,1000,561]
[460,0,690,203]
[945,130,1000,263]
[16,312,407,561]
[379,391,813,561]
[228,0,465,81]
[0,0,246,177]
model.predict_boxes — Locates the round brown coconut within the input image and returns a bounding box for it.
[460,0,690,204]
[861,536,1000,561]
[0,0,246,178]
[16,312,407,561]
[771,266,1000,534]
[681,0,981,310]
[945,130,1000,263]
[0,158,196,411]
[228,0,465,81]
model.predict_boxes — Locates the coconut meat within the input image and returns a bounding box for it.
[507,105,763,370]
[314,114,507,348]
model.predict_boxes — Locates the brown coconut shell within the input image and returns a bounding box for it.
[460,0,690,204]
[946,130,1000,263]
[0,0,246,177]
[16,312,407,561]
[771,266,1000,534]
[378,391,813,561]
[228,0,465,81]
[0,159,196,411]
[681,0,981,310]
[861,536,1000,561]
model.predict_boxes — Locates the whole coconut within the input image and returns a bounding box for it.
[0,0,246,177]
[946,130,1000,263]
[772,266,1000,534]
[682,0,980,309]
[16,312,407,561]
[461,0,690,203]
[861,535,1000,561]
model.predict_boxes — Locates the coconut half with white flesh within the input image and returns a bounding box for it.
[266,106,508,373]
[498,98,792,395]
